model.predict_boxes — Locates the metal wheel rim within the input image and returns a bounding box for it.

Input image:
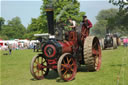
[57,53,77,81]
[30,54,49,80]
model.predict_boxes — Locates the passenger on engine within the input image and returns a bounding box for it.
[81,16,93,43]
[82,16,92,33]
[68,18,76,31]
[82,16,92,36]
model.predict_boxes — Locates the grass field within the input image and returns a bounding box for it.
[0,46,128,85]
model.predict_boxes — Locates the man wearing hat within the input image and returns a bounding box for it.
[81,16,92,43]
[82,15,92,33]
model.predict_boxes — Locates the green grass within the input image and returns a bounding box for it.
[0,47,128,85]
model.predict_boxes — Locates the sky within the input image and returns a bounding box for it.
[0,0,118,27]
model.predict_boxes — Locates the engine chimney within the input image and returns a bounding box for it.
[45,4,54,35]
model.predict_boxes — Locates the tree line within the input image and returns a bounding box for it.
[91,0,128,38]
[0,0,85,40]
[0,17,26,40]
[0,0,127,40]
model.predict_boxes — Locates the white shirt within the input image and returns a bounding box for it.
[72,20,76,27]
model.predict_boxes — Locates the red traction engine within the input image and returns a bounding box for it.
[30,5,102,81]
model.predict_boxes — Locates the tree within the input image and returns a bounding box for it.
[109,0,128,11]
[96,8,118,21]
[41,0,85,24]
[91,20,108,38]
[26,0,85,39]
[2,17,26,39]
[91,8,118,38]
[0,17,5,31]
[108,0,128,36]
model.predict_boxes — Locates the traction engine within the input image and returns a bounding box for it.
[30,2,101,81]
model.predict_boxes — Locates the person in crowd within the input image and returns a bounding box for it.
[126,38,128,47]
[8,44,12,55]
[123,38,127,47]
[33,44,36,52]
[36,43,39,52]
[5,43,12,55]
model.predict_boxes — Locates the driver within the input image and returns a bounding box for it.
[68,18,76,31]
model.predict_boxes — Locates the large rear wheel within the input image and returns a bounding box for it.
[57,53,77,81]
[84,36,102,71]
[30,54,49,80]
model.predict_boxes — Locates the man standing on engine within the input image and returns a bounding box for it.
[81,16,92,43]
[82,15,92,34]
[68,18,76,31]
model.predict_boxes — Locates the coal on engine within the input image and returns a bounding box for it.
[30,1,102,81]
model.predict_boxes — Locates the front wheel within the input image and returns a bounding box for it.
[30,54,49,80]
[57,53,77,81]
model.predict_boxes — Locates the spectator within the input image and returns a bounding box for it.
[5,43,12,55]
[127,38,128,47]
[33,44,36,52]
[123,38,127,47]
[36,43,39,52]
[8,44,12,55]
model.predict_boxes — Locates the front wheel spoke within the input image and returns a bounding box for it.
[63,70,68,76]
[70,68,73,72]
[35,70,39,73]
[41,70,44,75]
[65,73,68,78]
[67,57,69,63]
[37,58,39,64]
[35,70,40,76]
[61,64,66,68]
[68,58,72,64]
[35,61,40,65]
[33,66,37,68]
[68,70,72,75]
[61,67,64,71]
[41,65,47,68]
[42,69,47,72]
[63,60,66,64]
[71,63,74,67]
[42,60,46,63]
[61,64,65,66]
